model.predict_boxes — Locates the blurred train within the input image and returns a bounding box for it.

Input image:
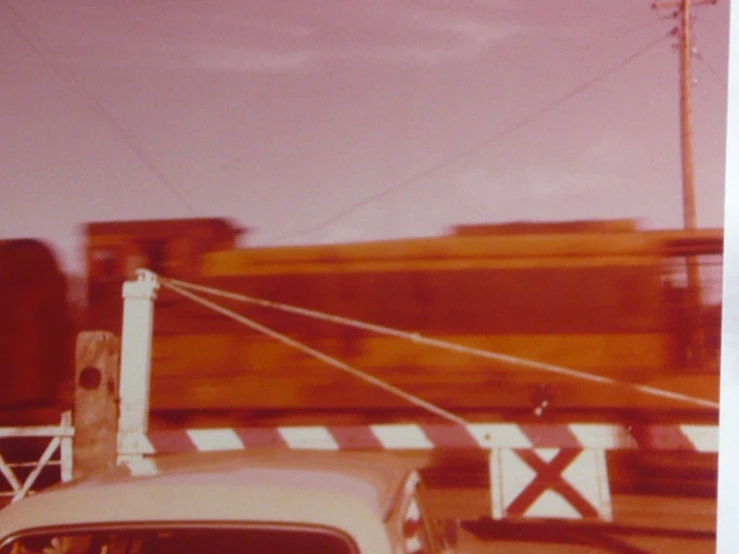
[0,240,73,412]
[0,217,724,425]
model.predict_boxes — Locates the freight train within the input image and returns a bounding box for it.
[0,218,723,426]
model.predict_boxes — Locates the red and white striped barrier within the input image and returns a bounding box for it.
[118,422,718,456]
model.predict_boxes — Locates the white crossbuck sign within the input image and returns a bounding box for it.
[490,447,612,521]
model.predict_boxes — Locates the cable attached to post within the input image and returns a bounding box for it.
[162,276,719,410]
[161,278,469,426]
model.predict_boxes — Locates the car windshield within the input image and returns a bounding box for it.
[0,526,357,554]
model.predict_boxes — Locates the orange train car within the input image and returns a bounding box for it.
[81,218,722,424]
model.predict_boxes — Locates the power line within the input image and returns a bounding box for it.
[696,53,728,87]
[1,2,198,215]
[264,30,673,245]
[583,15,671,45]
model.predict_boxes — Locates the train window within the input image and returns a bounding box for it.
[90,248,122,281]
[142,240,167,275]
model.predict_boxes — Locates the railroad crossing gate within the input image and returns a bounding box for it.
[490,447,611,521]
[107,269,715,524]
[117,422,618,521]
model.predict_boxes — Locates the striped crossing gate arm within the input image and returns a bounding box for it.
[113,422,717,523]
[119,422,718,455]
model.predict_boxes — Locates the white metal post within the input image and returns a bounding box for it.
[59,411,73,482]
[117,269,159,460]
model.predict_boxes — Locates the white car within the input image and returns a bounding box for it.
[0,449,458,554]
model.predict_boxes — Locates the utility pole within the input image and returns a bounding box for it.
[678,0,697,232]
[652,0,717,369]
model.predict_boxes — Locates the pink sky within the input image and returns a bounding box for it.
[0,0,731,272]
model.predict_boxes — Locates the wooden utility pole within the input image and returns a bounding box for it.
[652,0,717,368]
[678,0,698,232]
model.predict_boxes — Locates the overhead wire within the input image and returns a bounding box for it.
[262,30,674,246]
[695,53,728,88]
[684,14,728,90]
[0,1,198,215]
[581,15,672,47]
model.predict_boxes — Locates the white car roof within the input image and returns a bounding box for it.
[0,450,418,554]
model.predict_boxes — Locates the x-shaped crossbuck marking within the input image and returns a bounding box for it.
[506,449,599,518]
